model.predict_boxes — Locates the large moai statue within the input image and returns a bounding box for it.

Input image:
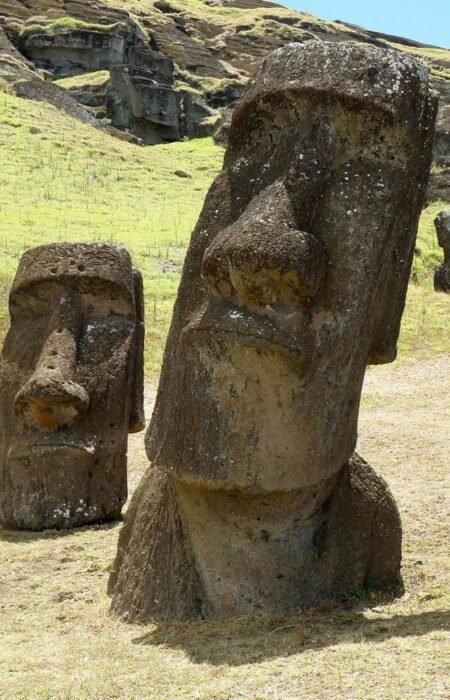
[0,244,145,530]
[434,210,450,292]
[109,42,437,620]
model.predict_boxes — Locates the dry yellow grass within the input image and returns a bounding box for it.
[0,356,449,700]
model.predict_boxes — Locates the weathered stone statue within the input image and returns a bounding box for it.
[109,42,437,620]
[434,210,450,292]
[0,243,145,530]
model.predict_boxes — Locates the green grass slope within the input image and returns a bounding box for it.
[0,85,449,375]
[0,88,223,375]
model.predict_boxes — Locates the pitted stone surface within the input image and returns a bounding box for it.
[0,243,145,531]
[109,42,437,621]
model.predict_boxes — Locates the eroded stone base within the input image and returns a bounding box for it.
[109,454,402,621]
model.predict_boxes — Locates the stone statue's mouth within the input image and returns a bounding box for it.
[182,300,306,361]
[8,439,94,460]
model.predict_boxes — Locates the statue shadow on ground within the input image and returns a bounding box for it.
[131,606,450,666]
[0,519,122,543]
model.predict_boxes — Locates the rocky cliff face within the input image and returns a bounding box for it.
[0,0,449,197]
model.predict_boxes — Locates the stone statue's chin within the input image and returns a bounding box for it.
[167,336,342,494]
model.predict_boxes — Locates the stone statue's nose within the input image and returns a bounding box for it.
[14,292,89,431]
[202,192,326,309]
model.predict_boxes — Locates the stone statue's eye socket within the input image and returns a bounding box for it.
[82,292,134,320]
[8,292,51,319]
[77,317,135,364]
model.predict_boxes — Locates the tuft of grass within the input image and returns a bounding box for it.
[55,70,111,90]
[20,17,119,37]
[398,283,450,360]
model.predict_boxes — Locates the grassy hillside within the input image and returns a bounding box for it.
[0,87,448,375]
[0,88,223,375]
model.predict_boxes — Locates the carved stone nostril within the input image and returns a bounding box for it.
[201,254,235,301]
[22,399,82,431]
[14,373,89,428]
[30,404,59,430]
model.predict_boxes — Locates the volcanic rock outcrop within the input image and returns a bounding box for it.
[434,209,450,291]
[0,0,449,172]
[109,42,437,620]
[19,21,133,75]
[0,243,145,530]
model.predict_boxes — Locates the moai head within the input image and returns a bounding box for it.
[0,243,145,530]
[434,209,450,292]
[109,43,437,622]
[147,42,437,493]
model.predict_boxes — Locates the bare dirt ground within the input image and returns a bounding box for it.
[0,356,449,699]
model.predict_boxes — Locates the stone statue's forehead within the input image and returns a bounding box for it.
[12,243,134,301]
[239,42,431,124]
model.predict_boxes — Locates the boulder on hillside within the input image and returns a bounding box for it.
[59,71,110,113]
[427,162,450,203]
[433,103,450,160]
[107,57,221,143]
[180,90,218,137]
[13,76,101,126]
[0,25,36,83]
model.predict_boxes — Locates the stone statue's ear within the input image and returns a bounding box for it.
[129,268,145,433]
[367,222,416,365]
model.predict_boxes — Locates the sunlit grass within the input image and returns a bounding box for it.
[55,70,110,90]
[20,16,118,36]
[0,89,223,375]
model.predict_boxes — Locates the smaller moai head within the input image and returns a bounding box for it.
[0,243,145,530]
[434,209,450,292]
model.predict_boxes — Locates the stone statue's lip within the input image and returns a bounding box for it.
[183,302,305,359]
[8,440,94,460]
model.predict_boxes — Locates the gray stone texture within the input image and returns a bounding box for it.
[19,24,131,75]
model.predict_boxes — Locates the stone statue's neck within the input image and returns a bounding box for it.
[173,471,339,618]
